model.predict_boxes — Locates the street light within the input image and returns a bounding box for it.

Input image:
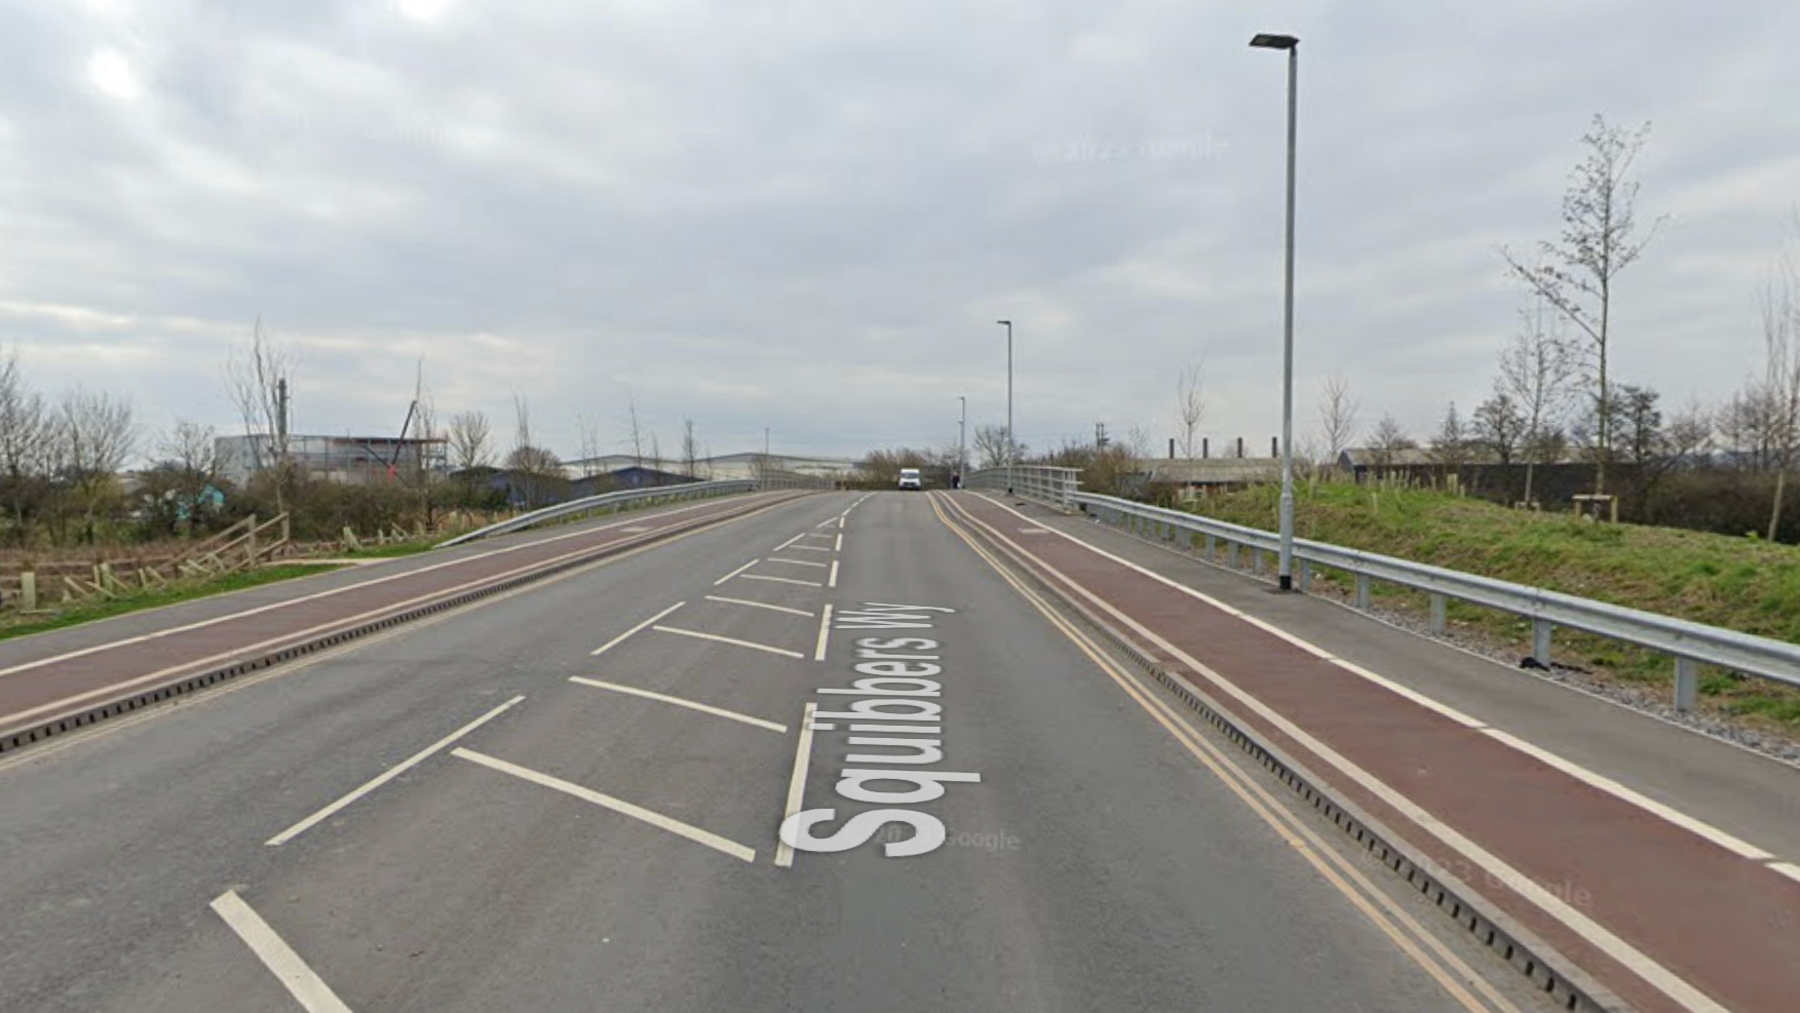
[957,395,967,486]
[996,319,1013,494]
[1250,31,1299,592]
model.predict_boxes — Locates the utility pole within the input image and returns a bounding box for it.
[1095,421,1109,450]
[958,395,967,479]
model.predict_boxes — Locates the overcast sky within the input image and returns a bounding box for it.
[2,0,1796,464]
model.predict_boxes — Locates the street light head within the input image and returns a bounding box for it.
[1249,33,1299,50]
[995,319,1011,326]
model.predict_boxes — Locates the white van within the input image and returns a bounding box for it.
[898,468,922,490]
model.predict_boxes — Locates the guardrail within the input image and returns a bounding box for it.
[965,465,1081,509]
[439,480,757,548]
[994,488,1799,713]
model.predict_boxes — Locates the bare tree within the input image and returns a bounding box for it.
[1430,402,1470,468]
[1316,373,1361,474]
[1756,222,1800,539]
[1369,415,1414,472]
[1472,392,1527,465]
[972,424,1024,470]
[0,345,51,542]
[223,317,298,511]
[1174,354,1207,458]
[681,418,701,479]
[57,388,137,543]
[1498,295,1580,505]
[1501,114,1662,497]
[447,411,493,471]
[624,389,645,470]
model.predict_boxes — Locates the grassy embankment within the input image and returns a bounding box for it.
[1183,481,1800,727]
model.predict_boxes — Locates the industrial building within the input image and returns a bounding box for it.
[215,433,448,488]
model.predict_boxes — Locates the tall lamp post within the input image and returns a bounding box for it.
[957,395,967,485]
[1250,31,1299,592]
[996,319,1013,494]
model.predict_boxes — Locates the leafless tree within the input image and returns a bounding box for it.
[1498,295,1580,505]
[1174,355,1207,458]
[1316,373,1360,474]
[972,424,1024,470]
[624,390,645,470]
[224,317,299,511]
[681,418,701,479]
[1471,393,1527,465]
[56,388,137,543]
[447,411,493,471]
[0,345,52,541]
[1369,415,1414,472]
[1755,222,1800,539]
[1430,402,1470,468]
[1500,114,1662,496]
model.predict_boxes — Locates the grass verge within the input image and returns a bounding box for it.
[1181,481,1800,731]
[0,563,343,643]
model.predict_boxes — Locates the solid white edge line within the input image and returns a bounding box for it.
[952,495,1735,1013]
[740,574,824,588]
[653,625,806,659]
[568,677,786,733]
[591,601,687,656]
[703,595,815,618]
[828,560,840,588]
[1770,862,1800,886]
[766,558,829,569]
[266,695,526,846]
[453,748,755,862]
[210,891,355,1013]
[814,605,834,662]
[967,494,1790,867]
[712,559,762,586]
[774,701,819,868]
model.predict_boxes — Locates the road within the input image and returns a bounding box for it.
[0,490,1559,1013]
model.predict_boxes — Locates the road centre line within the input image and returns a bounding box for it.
[266,695,527,847]
[741,574,823,588]
[704,595,815,618]
[569,677,786,732]
[653,625,806,659]
[210,891,355,1013]
[828,561,840,588]
[774,702,820,869]
[838,516,846,529]
[965,493,1789,867]
[767,558,829,568]
[932,501,1517,1013]
[834,532,843,552]
[949,494,1735,1013]
[591,601,687,657]
[813,605,834,662]
[454,748,756,861]
[0,496,746,682]
[713,559,762,586]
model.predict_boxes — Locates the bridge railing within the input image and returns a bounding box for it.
[991,487,1800,713]
[965,466,1082,510]
[439,480,757,547]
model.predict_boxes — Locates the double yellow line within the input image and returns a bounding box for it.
[927,493,1522,1013]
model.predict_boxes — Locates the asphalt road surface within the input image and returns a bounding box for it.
[0,491,1563,1012]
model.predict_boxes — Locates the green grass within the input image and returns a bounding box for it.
[0,563,342,643]
[1183,481,1800,727]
